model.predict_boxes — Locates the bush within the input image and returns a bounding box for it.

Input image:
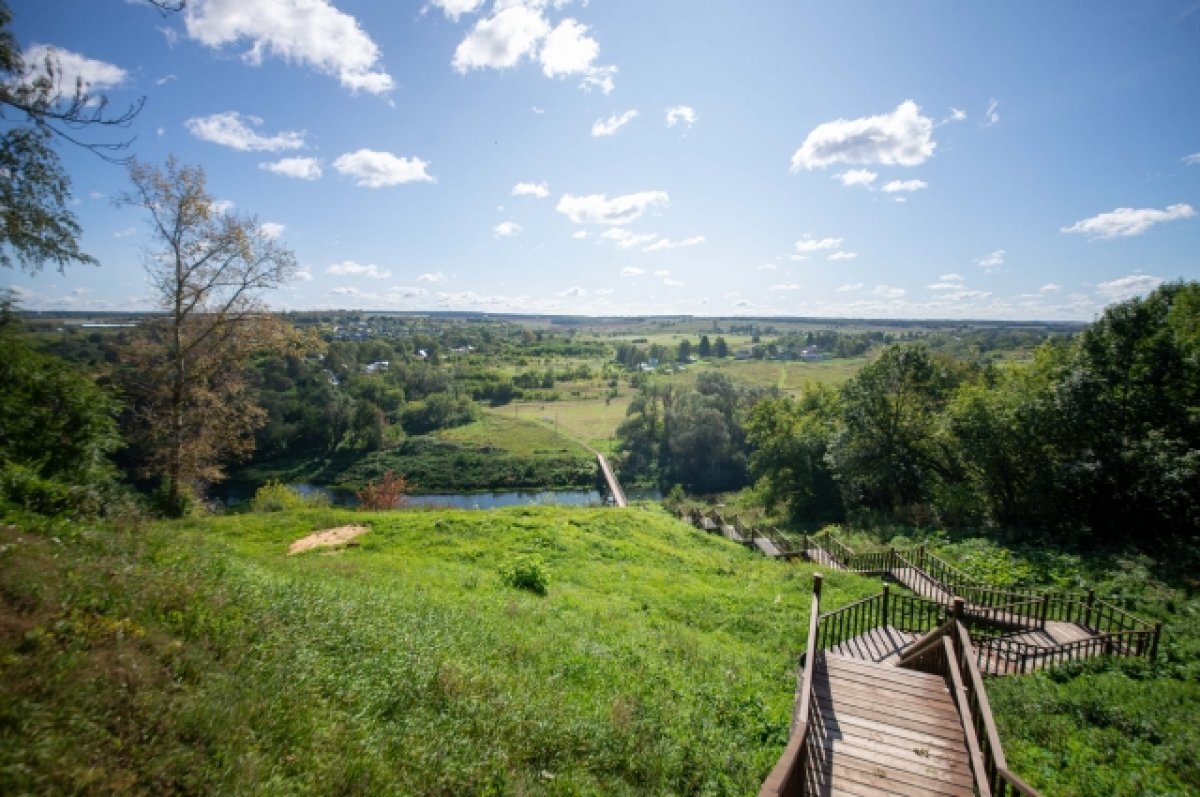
[356,470,408,511]
[250,481,329,512]
[501,554,549,595]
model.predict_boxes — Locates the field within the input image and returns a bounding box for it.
[0,507,879,795]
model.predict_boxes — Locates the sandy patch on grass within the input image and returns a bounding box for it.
[288,525,369,555]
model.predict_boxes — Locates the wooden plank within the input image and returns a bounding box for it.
[815,738,974,789]
[808,757,974,797]
[818,665,955,703]
[815,683,961,724]
[820,652,945,684]
[812,694,965,741]
[809,732,973,777]
[812,724,972,768]
[811,709,970,752]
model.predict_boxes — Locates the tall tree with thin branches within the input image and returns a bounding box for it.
[118,157,301,515]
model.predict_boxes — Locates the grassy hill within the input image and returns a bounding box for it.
[0,506,879,795]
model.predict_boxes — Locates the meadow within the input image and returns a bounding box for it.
[0,506,881,795]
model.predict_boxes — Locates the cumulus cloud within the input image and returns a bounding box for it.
[665,105,697,128]
[770,283,802,291]
[836,282,863,292]
[571,230,589,239]
[494,221,521,237]
[1095,275,1164,302]
[259,221,286,239]
[976,250,1005,271]
[417,271,447,283]
[333,149,434,187]
[560,285,585,297]
[451,4,615,91]
[828,251,857,261]
[327,260,391,279]
[294,269,314,282]
[948,107,967,122]
[184,0,393,94]
[592,109,638,136]
[663,278,684,287]
[556,190,669,224]
[758,263,778,271]
[512,181,549,198]
[1061,204,1195,239]
[185,111,305,151]
[426,0,486,21]
[1185,153,1200,166]
[1039,283,1061,293]
[259,156,322,180]
[21,44,127,96]
[882,179,928,193]
[620,267,644,277]
[794,236,843,253]
[873,284,907,299]
[790,100,935,171]
[601,228,658,249]
[836,169,877,187]
[643,235,704,252]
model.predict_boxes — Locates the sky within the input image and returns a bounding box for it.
[4,0,1200,320]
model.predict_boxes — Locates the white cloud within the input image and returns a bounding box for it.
[601,228,658,249]
[113,227,136,238]
[940,273,964,282]
[948,107,967,122]
[327,260,391,279]
[595,288,614,295]
[156,73,178,86]
[1185,153,1200,166]
[665,105,697,128]
[643,235,705,252]
[620,267,644,277]
[983,98,1000,128]
[259,156,322,180]
[882,179,928,193]
[540,19,598,77]
[1061,204,1195,239]
[21,44,127,95]
[417,271,447,282]
[663,278,684,287]
[758,263,778,271]
[494,221,522,237]
[592,109,638,136]
[210,199,235,215]
[770,283,802,291]
[184,0,393,94]
[653,269,670,277]
[829,251,857,261]
[836,282,863,292]
[294,269,314,282]
[512,181,549,198]
[1095,275,1164,302]
[571,230,589,239]
[976,249,1005,271]
[427,0,486,21]
[790,100,935,171]
[452,4,548,71]
[836,169,877,187]
[794,236,842,253]
[929,281,966,290]
[557,191,669,225]
[1039,283,1061,293]
[185,111,305,151]
[579,65,616,94]
[259,221,286,239]
[532,105,545,114]
[560,285,585,297]
[873,284,907,299]
[333,149,434,187]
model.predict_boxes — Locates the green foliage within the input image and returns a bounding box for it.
[747,386,843,523]
[250,480,329,512]
[501,554,550,595]
[401,391,477,434]
[0,507,881,795]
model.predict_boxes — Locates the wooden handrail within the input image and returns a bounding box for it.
[760,574,822,797]
[943,635,992,797]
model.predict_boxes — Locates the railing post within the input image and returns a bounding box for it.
[953,597,965,623]
[882,582,890,626]
[1084,588,1095,631]
[1150,621,1162,660]
[813,572,822,598]
[918,543,926,571]
[888,546,896,575]
[1040,591,1050,629]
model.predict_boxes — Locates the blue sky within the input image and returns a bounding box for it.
[5,0,1200,319]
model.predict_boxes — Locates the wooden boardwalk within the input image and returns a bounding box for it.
[595,454,626,507]
[804,653,974,796]
[827,626,923,665]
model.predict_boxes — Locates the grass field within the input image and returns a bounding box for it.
[0,506,880,795]
[487,398,634,455]
[658,357,869,395]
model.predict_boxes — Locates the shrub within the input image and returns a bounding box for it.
[249,481,330,512]
[501,554,550,595]
[356,470,409,511]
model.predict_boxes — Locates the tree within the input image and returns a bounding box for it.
[0,1,143,272]
[747,387,843,523]
[698,334,712,358]
[117,158,301,515]
[677,338,692,362]
[0,291,121,513]
[713,336,729,358]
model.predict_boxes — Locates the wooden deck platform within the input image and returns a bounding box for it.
[803,653,973,796]
[828,626,924,665]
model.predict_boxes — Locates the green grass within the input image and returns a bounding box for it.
[0,506,880,795]
[657,357,868,395]
[487,399,633,455]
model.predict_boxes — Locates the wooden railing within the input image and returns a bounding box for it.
[898,605,1042,796]
[759,574,824,797]
[975,628,1158,675]
[813,584,944,652]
